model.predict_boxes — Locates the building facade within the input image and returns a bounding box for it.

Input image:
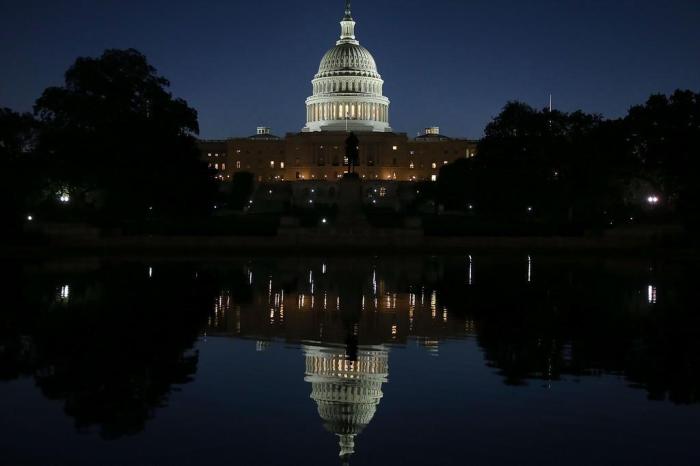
[200,1,477,185]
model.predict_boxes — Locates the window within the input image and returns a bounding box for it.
[392,146,398,151]
[208,153,212,157]
[409,161,415,169]
[444,160,449,165]
[392,158,397,166]
[221,163,226,170]
[280,162,285,169]
[236,161,241,169]
[431,175,438,182]
[379,187,387,197]
[432,163,437,169]
[270,161,275,169]
[214,163,219,170]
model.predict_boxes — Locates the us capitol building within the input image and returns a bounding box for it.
[200,0,477,186]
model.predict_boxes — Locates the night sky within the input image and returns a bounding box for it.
[1,0,698,139]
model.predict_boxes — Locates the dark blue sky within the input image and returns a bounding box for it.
[1,0,698,139]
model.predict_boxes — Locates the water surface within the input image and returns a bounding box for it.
[0,255,698,465]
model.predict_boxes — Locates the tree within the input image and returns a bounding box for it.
[0,107,42,232]
[625,90,700,231]
[465,102,630,228]
[34,49,216,223]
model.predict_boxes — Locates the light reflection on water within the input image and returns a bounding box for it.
[0,255,698,465]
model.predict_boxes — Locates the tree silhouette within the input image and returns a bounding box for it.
[34,49,216,223]
[625,90,700,231]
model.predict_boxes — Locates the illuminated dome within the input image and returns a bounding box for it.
[303,1,391,133]
[317,44,380,79]
[304,344,389,464]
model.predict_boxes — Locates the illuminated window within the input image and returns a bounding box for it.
[409,161,415,169]
[431,175,437,182]
[221,163,226,170]
[208,153,212,157]
[392,146,398,151]
[444,160,449,165]
[214,163,219,170]
[236,161,241,169]
[379,187,387,197]
[280,162,285,169]
[270,161,275,168]
[432,163,437,169]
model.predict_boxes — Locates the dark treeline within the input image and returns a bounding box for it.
[433,92,700,233]
[1,49,216,235]
[1,47,699,236]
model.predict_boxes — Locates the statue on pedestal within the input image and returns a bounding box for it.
[345,132,360,177]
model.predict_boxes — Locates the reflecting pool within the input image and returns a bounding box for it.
[0,255,698,465]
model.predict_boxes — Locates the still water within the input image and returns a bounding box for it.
[0,254,698,465]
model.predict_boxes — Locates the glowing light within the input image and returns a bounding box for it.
[148,267,153,278]
[321,218,328,224]
[27,215,33,222]
[468,255,473,286]
[648,286,657,304]
[527,255,532,283]
[647,195,660,205]
[59,285,70,301]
